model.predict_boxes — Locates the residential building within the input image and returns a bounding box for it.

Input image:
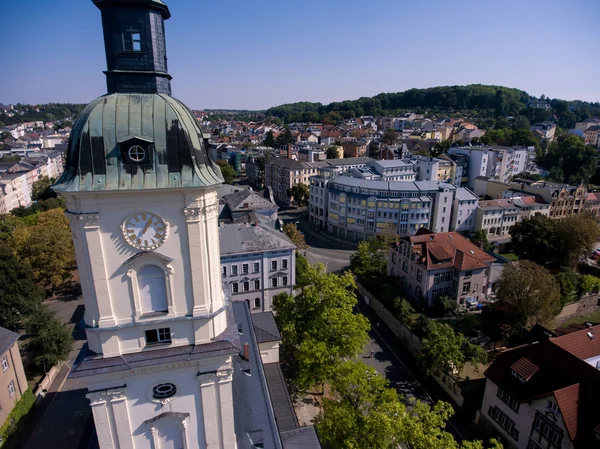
[575,119,600,133]
[479,324,600,449]
[342,141,368,158]
[448,147,528,188]
[219,188,278,226]
[513,181,587,220]
[219,223,295,312]
[309,166,477,240]
[387,229,501,308]
[584,192,600,218]
[476,199,521,239]
[584,125,600,148]
[0,327,28,430]
[264,156,370,204]
[451,187,478,233]
[530,123,556,142]
[58,1,309,447]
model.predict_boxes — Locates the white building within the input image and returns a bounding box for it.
[56,2,310,448]
[219,223,295,313]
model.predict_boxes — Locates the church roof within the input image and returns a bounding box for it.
[53,93,223,192]
[92,0,171,19]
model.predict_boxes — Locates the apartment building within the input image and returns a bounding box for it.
[584,125,600,148]
[264,156,370,204]
[309,164,477,241]
[479,324,600,449]
[219,223,295,313]
[451,188,479,233]
[0,327,28,430]
[387,230,499,308]
[512,181,587,220]
[476,199,521,239]
[448,146,529,189]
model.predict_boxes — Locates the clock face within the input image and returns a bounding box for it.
[122,212,168,250]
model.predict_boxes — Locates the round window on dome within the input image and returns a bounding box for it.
[152,382,177,399]
[128,145,146,162]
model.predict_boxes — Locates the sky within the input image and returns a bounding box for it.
[1,0,599,110]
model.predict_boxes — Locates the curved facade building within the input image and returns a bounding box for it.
[309,169,478,241]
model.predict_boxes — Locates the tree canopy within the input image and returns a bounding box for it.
[315,360,500,449]
[494,260,561,333]
[282,222,307,249]
[272,264,370,391]
[349,237,388,279]
[543,134,597,184]
[287,183,309,206]
[216,160,236,184]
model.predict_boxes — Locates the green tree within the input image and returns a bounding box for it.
[32,176,57,201]
[392,296,413,323]
[349,239,387,278]
[509,214,558,268]
[494,260,561,332]
[216,160,236,184]
[418,322,487,378]
[555,270,579,306]
[382,130,398,145]
[433,295,457,317]
[287,183,309,206]
[282,222,307,249]
[315,360,499,449]
[579,275,600,295]
[263,130,275,147]
[295,252,310,287]
[275,126,295,147]
[25,305,73,372]
[557,213,600,268]
[16,209,76,291]
[325,145,339,159]
[0,246,45,330]
[470,229,491,250]
[544,135,597,184]
[0,120,5,128]
[272,264,370,391]
[431,139,451,157]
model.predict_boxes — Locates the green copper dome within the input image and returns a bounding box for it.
[54,93,223,192]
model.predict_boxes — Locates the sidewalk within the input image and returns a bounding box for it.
[296,215,358,250]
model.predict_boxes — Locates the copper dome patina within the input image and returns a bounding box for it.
[54,0,223,192]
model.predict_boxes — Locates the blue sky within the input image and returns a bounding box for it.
[1,0,599,109]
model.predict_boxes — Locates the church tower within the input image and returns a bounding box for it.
[53,1,257,448]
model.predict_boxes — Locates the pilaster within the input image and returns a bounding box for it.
[67,212,116,327]
[216,369,236,449]
[198,372,220,449]
[184,201,210,316]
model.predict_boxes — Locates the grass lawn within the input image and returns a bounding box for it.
[560,310,600,327]
[498,253,519,261]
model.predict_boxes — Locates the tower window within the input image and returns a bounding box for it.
[123,25,142,52]
[138,265,168,313]
[145,327,171,345]
[128,145,146,162]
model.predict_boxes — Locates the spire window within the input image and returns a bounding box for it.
[123,25,142,52]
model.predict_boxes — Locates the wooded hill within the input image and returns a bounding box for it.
[265,84,600,127]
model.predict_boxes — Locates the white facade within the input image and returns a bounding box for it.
[480,380,573,449]
[451,188,478,233]
[65,188,238,449]
[220,246,295,313]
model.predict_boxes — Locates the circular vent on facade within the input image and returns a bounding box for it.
[152,383,177,399]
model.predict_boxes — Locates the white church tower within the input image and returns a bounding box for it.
[54,1,284,448]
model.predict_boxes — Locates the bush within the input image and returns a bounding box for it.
[0,389,36,441]
[432,295,457,317]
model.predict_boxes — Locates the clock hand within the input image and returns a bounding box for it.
[140,218,153,236]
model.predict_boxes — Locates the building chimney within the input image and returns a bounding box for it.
[243,342,250,361]
[287,144,292,159]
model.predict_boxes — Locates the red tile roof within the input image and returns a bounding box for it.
[554,384,579,441]
[510,357,539,381]
[552,324,600,361]
[406,230,495,271]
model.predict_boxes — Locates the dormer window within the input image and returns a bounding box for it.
[123,25,142,52]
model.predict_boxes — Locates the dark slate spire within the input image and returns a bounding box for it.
[93,0,172,94]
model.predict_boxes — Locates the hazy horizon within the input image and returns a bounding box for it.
[2,0,599,109]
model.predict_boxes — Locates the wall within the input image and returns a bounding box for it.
[259,341,280,364]
[554,294,600,324]
[0,343,28,427]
